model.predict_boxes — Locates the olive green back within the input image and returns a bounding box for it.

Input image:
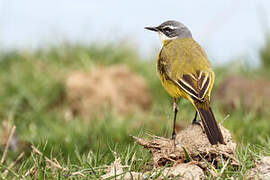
[158,38,211,80]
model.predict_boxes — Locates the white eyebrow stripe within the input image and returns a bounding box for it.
[163,25,178,30]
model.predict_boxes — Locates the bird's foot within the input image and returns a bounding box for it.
[192,119,201,126]
[192,119,205,133]
[171,133,176,148]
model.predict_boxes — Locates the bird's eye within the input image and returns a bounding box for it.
[163,27,172,32]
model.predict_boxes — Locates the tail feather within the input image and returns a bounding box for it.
[197,105,224,145]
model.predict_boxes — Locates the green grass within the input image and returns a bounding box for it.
[0,42,269,179]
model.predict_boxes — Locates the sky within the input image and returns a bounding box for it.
[0,0,270,64]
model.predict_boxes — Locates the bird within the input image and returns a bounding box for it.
[145,20,224,145]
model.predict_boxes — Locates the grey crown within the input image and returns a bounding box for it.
[157,20,192,39]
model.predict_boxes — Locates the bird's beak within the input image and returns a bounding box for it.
[144,26,158,32]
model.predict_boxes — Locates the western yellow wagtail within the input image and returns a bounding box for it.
[145,20,224,145]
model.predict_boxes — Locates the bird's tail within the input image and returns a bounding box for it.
[195,101,224,145]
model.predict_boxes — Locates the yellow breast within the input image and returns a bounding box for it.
[159,74,188,98]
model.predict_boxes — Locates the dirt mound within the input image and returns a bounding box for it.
[133,124,237,167]
[215,75,270,112]
[132,123,238,178]
[65,65,152,119]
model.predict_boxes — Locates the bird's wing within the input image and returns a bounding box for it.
[174,71,212,102]
[159,39,213,102]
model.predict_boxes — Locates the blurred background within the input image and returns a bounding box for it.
[1,0,270,176]
[1,0,270,63]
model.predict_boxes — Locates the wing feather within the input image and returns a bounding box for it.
[175,71,211,101]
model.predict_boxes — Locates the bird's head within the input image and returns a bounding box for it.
[145,20,192,42]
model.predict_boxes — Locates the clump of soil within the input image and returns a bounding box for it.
[101,157,204,180]
[101,157,143,180]
[133,123,238,178]
[215,75,270,112]
[151,163,204,179]
[65,65,152,119]
[248,156,270,179]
